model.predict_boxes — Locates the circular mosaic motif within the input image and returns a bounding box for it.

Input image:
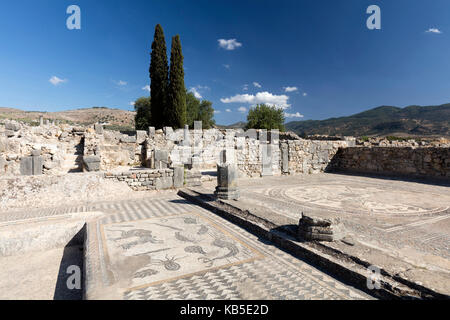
[264,184,449,216]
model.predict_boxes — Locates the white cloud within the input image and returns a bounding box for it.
[284,112,304,118]
[303,92,308,96]
[243,84,249,91]
[223,64,231,69]
[253,82,262,88]
[218,39,242,50]
[190,87,203,99]
[221,91,291,109]
[226,109,232,113]
[129,101,135,106]
[238,107,247,113]
[142,85,150,92]
[49,76,67,86]
[426,28,442,34]
[284,86,298,93]
[115,80,127,86]
[214,110,221,114]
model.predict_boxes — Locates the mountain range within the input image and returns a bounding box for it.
[285,103,450,137]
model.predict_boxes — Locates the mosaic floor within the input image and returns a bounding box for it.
[83,195,372,300]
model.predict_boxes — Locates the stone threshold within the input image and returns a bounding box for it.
[178,188,450,300]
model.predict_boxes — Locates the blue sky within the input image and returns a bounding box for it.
[0,0,449,125]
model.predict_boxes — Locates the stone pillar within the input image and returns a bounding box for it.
[45,119,50,126]
[281,143,289,174]
[94,123,104,135]
[261,143,273,177]
[148,127,155,139]
[39,116,44,126]
[183,125,190,146]
[215,163,240,200]
[173,166,184,188]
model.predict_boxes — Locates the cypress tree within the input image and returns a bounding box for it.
[149,24,169,129]
[167,35,186,129]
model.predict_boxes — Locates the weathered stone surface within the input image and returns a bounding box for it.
[5,122,20,132]
[136,130,147,144]
[215,163,240,200]
[20,157,33,176]
[298,213,345,242]
[155,177,173,190]
[148,127,155,138]
[120,135,136,143]
[32,156,43,175]
[173,166,184,188]
[154,150,169,169]
[94,124,103,135]
[83,156,101,172]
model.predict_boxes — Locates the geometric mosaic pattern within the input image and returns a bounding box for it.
[83,194,373,300]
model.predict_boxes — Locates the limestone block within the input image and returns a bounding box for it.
[154,150,169,169]
[83,156,101,172]
[215,163,240,200]
[173,166,184,188]
[297,214,345,242]
[155,177,173,190]
[120,135,137,144]
[32,156,43,175]
[136,130,147,144]
[94,124,104,135]
[20,157,33,176]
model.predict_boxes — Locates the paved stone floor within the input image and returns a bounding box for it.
[203,173,450,276]
[82,194,372,300]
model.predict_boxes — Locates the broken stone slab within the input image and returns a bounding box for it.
[297,214,346,242]
[83,156,101,172]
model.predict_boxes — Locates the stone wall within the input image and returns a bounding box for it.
[331,147,450,180]
[103,167,201,191]
[282,140,349,174]
[0,120,84,176]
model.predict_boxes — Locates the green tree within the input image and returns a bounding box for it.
[185,90,216,129]
[134,97,151,130]
[185,91,200,127]
[149,24,169,129]
[167,35,186,129]
[198,100,216,129]
[246,104,285,131]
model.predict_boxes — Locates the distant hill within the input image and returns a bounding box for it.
[285,103,450,137]
[0,107,135,130]
[216,121,247,129]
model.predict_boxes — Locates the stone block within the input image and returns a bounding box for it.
[32,156,43,175]
[5,122,20,132]
[136,130,147,144]
[20,157,33,176]
[215,163,240,200]
[120,135,137,143]
[155,177,173,190]
[297,213,345,242]
[94,124,104,135]
[83,156,101,172]
[154,150,169,169]
[173,166,184,188]
[148,127,156,138]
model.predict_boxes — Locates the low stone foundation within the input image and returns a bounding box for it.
[103,168,202,191]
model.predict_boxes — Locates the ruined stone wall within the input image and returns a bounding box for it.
[0,120,84,176]
[282,140,349,174]
[331,147,450,180]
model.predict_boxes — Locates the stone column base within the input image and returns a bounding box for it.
[214,186,240,200]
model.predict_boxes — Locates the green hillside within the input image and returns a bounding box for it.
[285,103,450,137]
